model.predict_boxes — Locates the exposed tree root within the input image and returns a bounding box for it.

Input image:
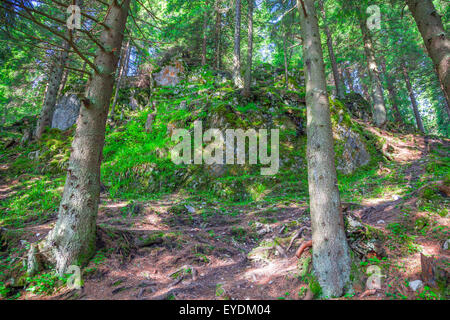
[359,288,377,298]
[303,288,314,300]
[286,226,310,252]
[97,225,137,264]
[295,240,312,258]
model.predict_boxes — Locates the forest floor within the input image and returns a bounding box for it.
[1,122,449,300]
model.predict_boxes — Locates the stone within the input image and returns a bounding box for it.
[179,101,187,110]
[443,239,450,250]
[28,150,40,160]
[185,205,195,214]
[254,222,272,235]
[130,96,139,110]
[341,93,372,121]
[336,126,371,175]
[409,280,423,292]
[51,94,80,131]
[154,61,184,87]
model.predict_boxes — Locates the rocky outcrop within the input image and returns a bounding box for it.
[51,94,80,131]
[154,61,185,87]
[341,92,372,121]
[336,126,370,174]
[336,125,371,175]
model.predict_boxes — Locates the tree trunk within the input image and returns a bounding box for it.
[35,41,70,139]
[214,1,222,69]
[360,25,387,127]
[233,0,243,88]
[318,0,344,98]
[30,0,131,275]
[359,19,387,127]
[380,61,403,124]
[297,0,351,298]
[406,0,450,115]
[283,32,289,89]
[242,0,253,96]
[58,67,69,97]
[202,0,209,66]
[110,39,130,118]
[403,64,425,133]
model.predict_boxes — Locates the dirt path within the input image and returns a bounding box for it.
[7,127,449,301]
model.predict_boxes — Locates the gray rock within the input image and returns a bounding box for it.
[185,205,195,214]
[130,96,139,110]
[341,93,372,121]
[254,222,272,235]
[443,239,450,250]
[409,280,423,292]
[28,150,40,160]
[336,126,371,175]
[51,94,80,131]
[179,101,187,110]
[154,64,183,87]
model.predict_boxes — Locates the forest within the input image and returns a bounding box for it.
[0,0,448,302]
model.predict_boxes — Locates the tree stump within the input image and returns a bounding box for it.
[420,253,449,288]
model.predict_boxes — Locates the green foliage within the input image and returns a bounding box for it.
[25,271,68,295]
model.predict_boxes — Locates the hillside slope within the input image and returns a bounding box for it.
[0,64,448,300]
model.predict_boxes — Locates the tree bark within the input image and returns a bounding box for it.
[403,64,425,133]
[297,0,351,298]
[58,67,69,97]
[214,1,222,69]
[110,39,130,118]
[242,0,253,96]
[380,61,403,124]
[318,0,344,98]
[35,41,70,139]
[30,0,131,275]
[359,19,387,127]
[406,0,450,115]
[233,0,243,88]
[283,32,289,88]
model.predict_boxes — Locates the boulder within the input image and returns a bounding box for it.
[409,280,423,292]
[341,92,372,121]
[336,125,371,175]
[51,94,80,131]
[154,61,184,87]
